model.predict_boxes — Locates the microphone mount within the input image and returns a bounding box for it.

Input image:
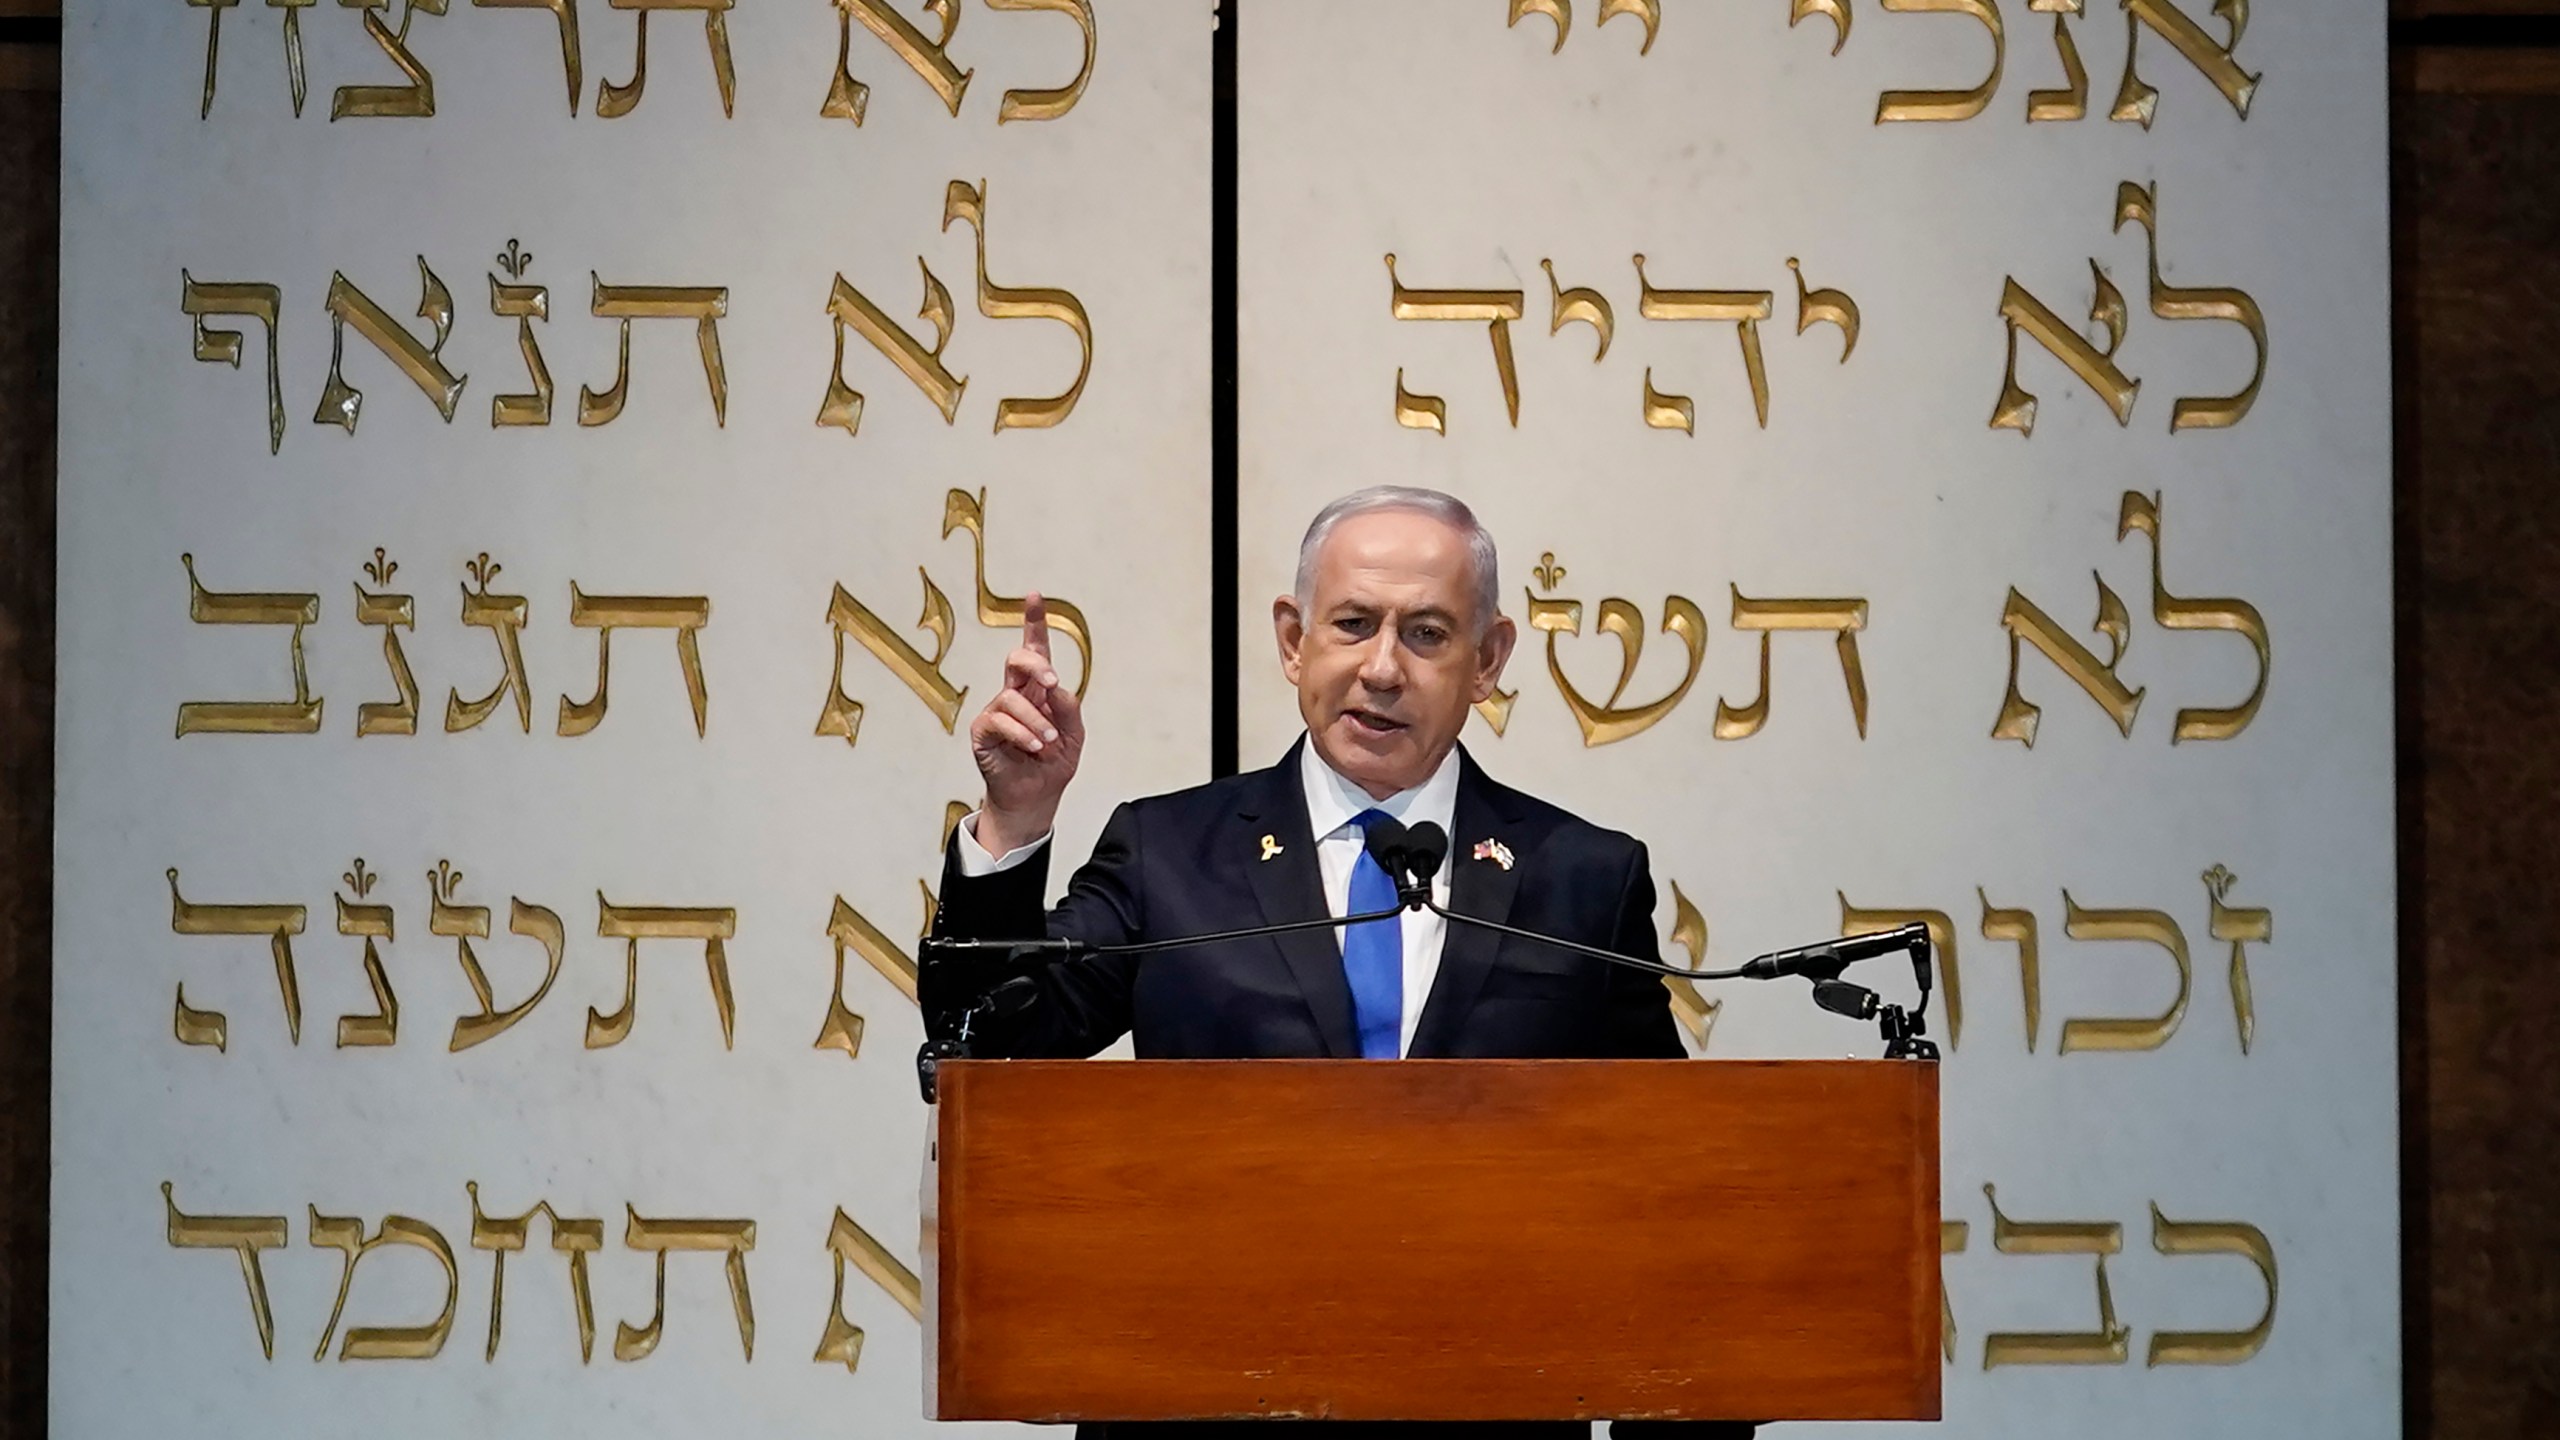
[1762,922,1938,1061]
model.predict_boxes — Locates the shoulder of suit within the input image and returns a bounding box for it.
[1466,762,1647,865]
[1111,765,1269,823]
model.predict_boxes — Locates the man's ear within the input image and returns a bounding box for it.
[1470,613,1518,703]
[1273,595,1307,685]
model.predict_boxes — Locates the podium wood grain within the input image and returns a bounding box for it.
[934,1058,1939,1423]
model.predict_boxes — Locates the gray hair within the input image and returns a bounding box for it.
[1294,485,1501,635]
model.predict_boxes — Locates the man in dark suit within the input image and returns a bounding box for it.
[933,486,1742,1439]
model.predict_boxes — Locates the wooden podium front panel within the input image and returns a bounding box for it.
[934,1059,1939,1423]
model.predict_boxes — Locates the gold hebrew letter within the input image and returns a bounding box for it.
[1991,579,2144,745]
[1875,0,2004,123]
[475,0,584,114]
[2057,891,2190,1052]
[308,1207,459,1360]
[2118,489,2269,740]
[1840,900,1959,1047]
[2114,181,2268,431]
[2112,0,2258,127]
[1635,254,1773,429]
[817,892,925,1061]
[488,240,553,426]
[1597,0,1661,53]
[813,1206,923,1372]
[2202,864,2269,1054]
[829,0,971,122]
[189,0,317,119]
[164,1182,289,1359]
[435,861,567,1051]
[1385,253,1525,430]
[580,277,730,427]
[446,553,533,733]
[942,180,1094,431]
[943,486,1094,697]
[315,259,467,432]
[469,1184,605,1362]
[558,587,712,738]
[354,548,418,737]
[2026,0,2088,121]
[1542,259,1614,362]
[822,0,873,119]
[615,1208,757,1361]
[986,0,1095,120]
[334,859,398,1047]
[818,263,968,434]
[1789,257,1860,360]
[1640,369,1691,435]
[1991,266,2138,435]
[176,554,322,737]
[1661,880,1719,1048]
[599,0,736,117]
[587,897,740,1049]
[2147,1203,2277,1365]
[167,867,306,1049]
[182,272,286,454]
[1395,370,1449,433]
[1981,1183,2129,1367]
[1525,555,1706,747]
[1715,588,1871,740]
[331,0,444,120]
[815,575,969,745]
[1941,1218,1968,1362]
[1980,889,2040,1051]
[1508,0,1569,53]
[1790,0,1850,55]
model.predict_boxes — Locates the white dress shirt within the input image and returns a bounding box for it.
[1295,738,1455,1058]
[953,737,1462,1057]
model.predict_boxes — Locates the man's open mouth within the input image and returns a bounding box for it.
[1344,709,1407,735]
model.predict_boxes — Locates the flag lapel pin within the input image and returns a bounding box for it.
[1472,838,1513,871]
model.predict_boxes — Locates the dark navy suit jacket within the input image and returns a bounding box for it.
[929,741,1743,1440]
[931,739,1685,1063]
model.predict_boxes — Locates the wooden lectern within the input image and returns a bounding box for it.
[927,1058,1939,1425]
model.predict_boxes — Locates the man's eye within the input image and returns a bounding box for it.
[1334,617,1373,637]
[1408,625,1446,646]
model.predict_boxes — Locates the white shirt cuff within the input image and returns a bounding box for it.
[954,811,1051,876]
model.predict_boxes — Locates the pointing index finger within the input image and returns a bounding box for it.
[1023,590,1054,665]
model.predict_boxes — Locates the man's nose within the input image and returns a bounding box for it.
[1356,628,1404,689]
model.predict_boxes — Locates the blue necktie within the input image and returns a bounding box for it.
[1343,809,1403,1059]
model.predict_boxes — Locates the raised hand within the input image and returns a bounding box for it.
[967,591,1086,855]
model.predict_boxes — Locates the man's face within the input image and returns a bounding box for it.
[1275,508,1516,800]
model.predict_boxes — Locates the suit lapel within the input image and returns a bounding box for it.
[1408,748,1525,1058]
[1238,741,1359,1058]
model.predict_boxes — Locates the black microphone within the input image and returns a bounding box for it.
[1361,814,1414,900]
[1401,821,1450,907]
[1739,922,1931,980]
